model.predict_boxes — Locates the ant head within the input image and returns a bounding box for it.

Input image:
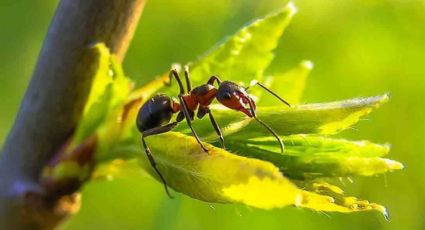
[216,81,256,117]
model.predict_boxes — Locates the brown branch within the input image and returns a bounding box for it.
[0,0,146,229]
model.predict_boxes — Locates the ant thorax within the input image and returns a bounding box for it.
[189,84,217,107]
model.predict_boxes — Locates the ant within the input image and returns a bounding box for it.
[136,66,291,198]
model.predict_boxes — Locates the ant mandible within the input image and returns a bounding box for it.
[136,66,291,197]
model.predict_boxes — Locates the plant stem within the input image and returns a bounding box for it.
[0,0,146,228]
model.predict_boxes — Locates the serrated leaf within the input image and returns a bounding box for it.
[130,131,300,208]
[238,94,388,138]
[296,181,388,218]
[261,60,313,105]
[299,190,388,218]
[105,130,390,216]
[229,94,390,138]
[224,135,403,180]
[189,3,297,84]
[178,94,389,140]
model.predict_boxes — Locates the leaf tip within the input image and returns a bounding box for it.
[384,159,404,171]
[383,142,392,149]
[301,60,314,70]
[87,42,110,56]
[87,41,104,49]
[363,94,390,109]
[382,93,391,102]
[383,92,391,102]
[383,208,390,221]
[371,204,390,221]
[287,1,298,16]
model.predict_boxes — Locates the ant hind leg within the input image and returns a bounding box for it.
[141,122,179,198]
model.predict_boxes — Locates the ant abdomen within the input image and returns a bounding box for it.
[136,94,174,132]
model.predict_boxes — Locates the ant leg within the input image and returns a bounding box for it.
[207,75,222,86]
[197,107,225,149]
[178,96,208,152]
[142,137,173,198]
[207,109,225,149]
[246,80,291,107]
[165,69,186,94]
[141,122,179,198]
[183,65,192,91]
[164,70,173,87]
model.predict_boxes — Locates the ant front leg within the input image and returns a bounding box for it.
[141,122,179,198]
[178,96,208,153]
[198,107,225,149]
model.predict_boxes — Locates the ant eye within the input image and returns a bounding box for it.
[224,92,232,99]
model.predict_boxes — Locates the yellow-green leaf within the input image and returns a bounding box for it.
[189,3,297,84]
[296,181,389,219]
[135,131,300,208]
[83,43,113,115]
[234,94,388,138]
[178,94,389,140]
[105,130,390,216]
[225,135,403,179]
[261,60,313,105]
[72,43,131,152]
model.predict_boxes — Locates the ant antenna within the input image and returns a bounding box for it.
[246,80,291,107]
[253,116,284,153]
[246,98,285,153]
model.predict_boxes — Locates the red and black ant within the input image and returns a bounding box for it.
[136,66,291,197]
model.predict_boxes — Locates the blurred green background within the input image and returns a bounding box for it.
[1,0,424,229]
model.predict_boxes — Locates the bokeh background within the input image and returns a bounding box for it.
[1,0,424,229]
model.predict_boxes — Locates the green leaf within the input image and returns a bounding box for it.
[224,135,403,180]
[83,43,113,115]
[180,94,390,141]
[104,130,391,217]
[131,131,301,209]
[261,60,313,105]
[189,3,297,84]
[229,94,389,138]
[72,43,112,145]
[297,182,388,219]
